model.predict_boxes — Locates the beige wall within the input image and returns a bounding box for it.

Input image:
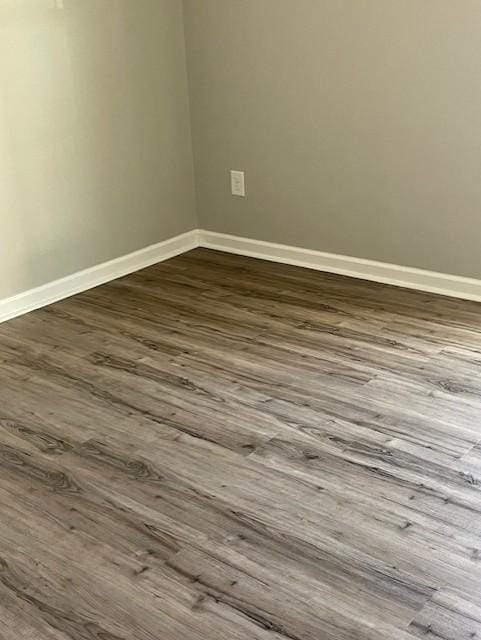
[184,0,481,278]
[0,0,196,299]
[5,0,481,296]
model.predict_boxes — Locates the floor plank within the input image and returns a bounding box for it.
[1,248,481,638]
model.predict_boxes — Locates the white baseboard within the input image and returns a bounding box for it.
[2,227,481,324]
[0,229,199,324]
[199,230,481,303]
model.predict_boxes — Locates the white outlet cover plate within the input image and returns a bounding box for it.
[230,170,246,196]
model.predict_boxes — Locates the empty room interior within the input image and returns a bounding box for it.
[3,0,481,638]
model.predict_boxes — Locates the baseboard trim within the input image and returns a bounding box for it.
[199,230,481,303]
[2,227,481,324]
[0,229,200,324]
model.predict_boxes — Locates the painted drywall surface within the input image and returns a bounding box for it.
[0,0,196,299]
[184,0,481,279]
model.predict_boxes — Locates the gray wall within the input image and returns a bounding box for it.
[184,0,481,278]
[1,0,196,299]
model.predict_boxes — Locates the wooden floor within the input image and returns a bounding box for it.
[2,249,481,639]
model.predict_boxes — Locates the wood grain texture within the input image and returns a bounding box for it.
[1,247,481,639]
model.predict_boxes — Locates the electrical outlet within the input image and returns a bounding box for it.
[230,170,246,197]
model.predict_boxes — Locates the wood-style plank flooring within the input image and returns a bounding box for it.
[2,248,481,639]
